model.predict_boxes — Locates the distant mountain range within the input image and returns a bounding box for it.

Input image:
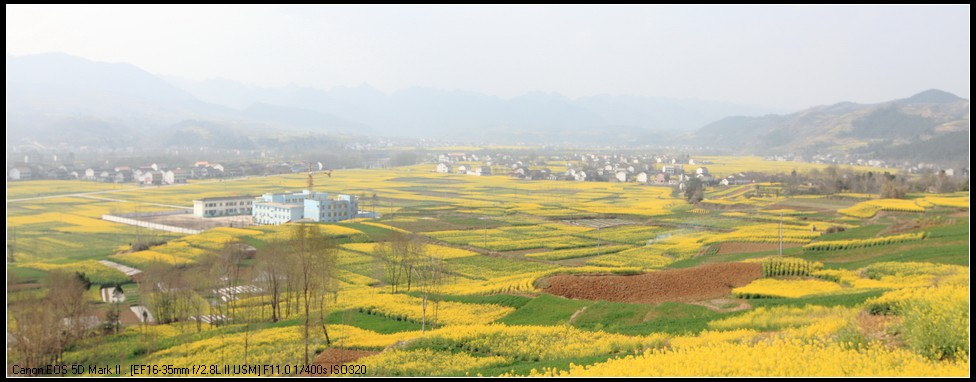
[170,77,776,141]
[5,53,969,167]
[693,89,970,166]
[6,53,774,148]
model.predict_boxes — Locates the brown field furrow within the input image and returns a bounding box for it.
[306,348,379,376]
[543,262,762,304]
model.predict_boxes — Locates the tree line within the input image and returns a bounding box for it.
[7,223,449,372]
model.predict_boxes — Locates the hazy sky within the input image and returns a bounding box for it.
[6,4,970,110]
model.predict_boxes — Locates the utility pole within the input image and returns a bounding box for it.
[778,213,783,257]
[307,163,314,195]
[597,224,602,257]
[483,217,489,253]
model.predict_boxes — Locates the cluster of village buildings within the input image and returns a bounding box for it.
[433,152,757,187]
[6,160,330,184]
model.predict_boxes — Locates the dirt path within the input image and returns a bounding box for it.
[98,260,142,276]
[693,245,714,257]
[567,306,589,325]
[690,298,751,313]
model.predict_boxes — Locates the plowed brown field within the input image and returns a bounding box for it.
[305,348,379,376]
[542,262,762,304]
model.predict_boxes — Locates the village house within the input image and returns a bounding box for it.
[636,172,649,184]
[614,170,628,183]
[663,164,684,175]
[467,166,491,176]
[8,166,32,181]
[163,168,188,185]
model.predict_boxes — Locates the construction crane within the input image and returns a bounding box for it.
[306,162,333,195]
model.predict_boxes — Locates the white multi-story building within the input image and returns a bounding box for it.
[252,190,359,225]
[193,196,256,218]
[252,202,304,225]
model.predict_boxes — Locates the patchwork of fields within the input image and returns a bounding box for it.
[6,163,970,376]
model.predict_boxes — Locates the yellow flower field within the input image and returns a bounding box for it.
[20,259,130,285]
[585,246,674,269]
[865,283,969,360]
[5,180,138,199]
[438,271,546,295]
[838,199,925,218]
[341,242,477,259]
[665,329,760,349]
[411,324,669,362]
[360,349,508,376]
[703,223,821,245]
[526,338,968,377]
[733,278,842,298]
[357,221,410,233]
[6,170,969,378]
[526,245,631,261]
[804,232,926,251]
[343,290,515,326]
[708,305,856,331]
[148,326,306,374]
[919,195,969,208]
[112,250,193,267]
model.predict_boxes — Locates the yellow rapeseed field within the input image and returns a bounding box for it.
[526,338,967,377]
[733,278,843,298]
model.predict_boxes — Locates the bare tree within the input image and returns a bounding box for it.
[373,240,404,293]
[256,238,287,322]
[196,253,226,329]
[236,285,259,365]
[880,173,908,199]
[373,232,423,293]
[47,271,92,363]
[9,270,92,372]
[218,239,248,318]
[413,245,445,332]
[289,223,339,365]
[317,251,339,346]
[9,302,59,373]
[142,261,196,325]
[142,261,177,324]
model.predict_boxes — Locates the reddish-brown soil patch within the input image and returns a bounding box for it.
[856,311,903,348]
[6,282,43,291]
[89,306,141,327]
[542,262,762,304]
[715,242,803,255]
[305,348,379,376]
[118,308,142,325]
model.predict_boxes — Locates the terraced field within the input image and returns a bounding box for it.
[5,166,970,377]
